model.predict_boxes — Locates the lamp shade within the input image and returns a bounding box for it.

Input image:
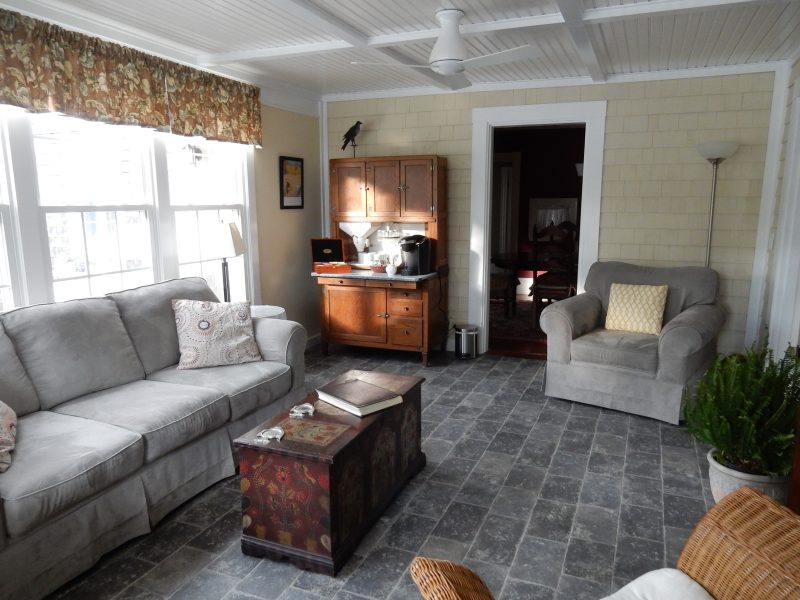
[229,223,246,257]
[213,222,246,259]
[696,141,739,161]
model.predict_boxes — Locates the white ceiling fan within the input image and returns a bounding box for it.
[352,8,538,77]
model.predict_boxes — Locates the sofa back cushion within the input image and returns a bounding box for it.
[0,322,40,416]
[109,277,218,374]
[584,261,718,324]
[1,298,145,409]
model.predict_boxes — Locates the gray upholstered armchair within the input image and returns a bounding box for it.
[539,261,725,424]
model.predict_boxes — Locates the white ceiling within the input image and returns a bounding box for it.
[3,0,800,107]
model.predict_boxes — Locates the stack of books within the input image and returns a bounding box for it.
[316,376,402,417]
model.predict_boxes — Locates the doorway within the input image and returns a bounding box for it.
[468,101,607,355]
[488,126,586,358]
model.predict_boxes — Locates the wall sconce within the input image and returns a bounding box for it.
[696,141,738,267]
[218,222,246,302]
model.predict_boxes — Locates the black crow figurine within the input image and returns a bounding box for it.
[341,120,362,151]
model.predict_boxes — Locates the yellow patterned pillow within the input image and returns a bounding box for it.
[605,283,668,335]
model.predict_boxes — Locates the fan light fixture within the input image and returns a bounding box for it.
[429,9,468,75]
[696,141,739,267]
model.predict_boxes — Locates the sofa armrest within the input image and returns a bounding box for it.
[253,318,307,392]
[659,304,725,357]
[539,293,602,363]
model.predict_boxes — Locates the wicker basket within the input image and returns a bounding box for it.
[678,486,800,600]
[409,557,494,600]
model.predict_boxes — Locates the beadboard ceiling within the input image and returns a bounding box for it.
[3,0,800,108]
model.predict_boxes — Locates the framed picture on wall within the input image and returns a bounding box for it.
[279,156,304,209]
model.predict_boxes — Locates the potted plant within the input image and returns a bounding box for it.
[685,342,799,504]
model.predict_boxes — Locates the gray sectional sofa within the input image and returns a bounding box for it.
[0,277,307,600]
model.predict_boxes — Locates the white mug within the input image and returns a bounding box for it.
[385,264,398,276]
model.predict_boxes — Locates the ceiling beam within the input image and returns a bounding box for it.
[271,0,368,48]
[197,0,778,66]
[555,0,606,82]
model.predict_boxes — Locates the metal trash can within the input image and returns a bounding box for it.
[454,324,479,359]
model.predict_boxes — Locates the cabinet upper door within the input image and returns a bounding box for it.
[367,161,401,218]
[331,162,367,218]
[400,159,434,218]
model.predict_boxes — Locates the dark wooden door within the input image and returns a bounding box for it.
[331,162,366,218]
[325,286,386,343]
[400,159,434,218]
[367,161,401,218]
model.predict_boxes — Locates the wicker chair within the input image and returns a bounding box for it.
[410,487,800,600]
[409,557,493,600]
[677,486,800,600]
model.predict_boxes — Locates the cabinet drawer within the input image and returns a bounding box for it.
[318,278,365,287]
[388,289,422,301]
[365,280,417,290]
[388,318,423,347]
[388,297,422,317]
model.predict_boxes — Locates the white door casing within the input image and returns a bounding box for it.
[468,101,607,354]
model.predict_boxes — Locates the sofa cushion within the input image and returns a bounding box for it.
[584,261,718,323]
[52,380,229,462]
[571,329,659,374]
[0,321,40,416]
[109,277,219,375]
[602,568,713,600]
[1,298,145,409]
[172,299,262,369]
[605,283,668,335]
[0,411,144,538]
[148,361,292,421]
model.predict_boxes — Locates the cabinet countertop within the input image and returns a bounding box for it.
[312,271,438,283]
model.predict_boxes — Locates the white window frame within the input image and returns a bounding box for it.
[0,110,258,307]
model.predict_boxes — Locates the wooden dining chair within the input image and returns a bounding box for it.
[529,224,577,325]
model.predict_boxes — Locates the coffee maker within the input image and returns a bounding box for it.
[399,235,431,276]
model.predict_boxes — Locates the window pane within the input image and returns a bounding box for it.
[47,212,87,279]
[164,137,244,206]
[122,268,153,290]
[53,278,90,302]
[175,211,201,263]
[84,211,121,275]
[89,272,123,296]
[117,211,151,271]
[31,113,150,207]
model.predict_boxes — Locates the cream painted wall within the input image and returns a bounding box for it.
[326,73,775,354]
[255,105,321,335]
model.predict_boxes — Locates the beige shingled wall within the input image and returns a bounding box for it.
[326,72,775,354]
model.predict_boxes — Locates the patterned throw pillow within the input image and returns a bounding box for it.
[172,300,262,370]
[0,400,17,473]
[605,283,669,335]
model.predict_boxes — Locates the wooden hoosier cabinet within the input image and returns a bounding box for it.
[319,155,448,366]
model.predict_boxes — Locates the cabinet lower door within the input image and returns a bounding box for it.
[326,287,386,343]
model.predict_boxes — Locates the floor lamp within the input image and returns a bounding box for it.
[220,223,246,302]
[696,141,738,267]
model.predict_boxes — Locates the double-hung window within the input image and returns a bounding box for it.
[164,136,248,301]
[31,114,156,301]
[0,110,255,308]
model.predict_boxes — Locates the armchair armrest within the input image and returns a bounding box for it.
[659,304,725,357]
[253,318,307,392]
[539,293,602,363]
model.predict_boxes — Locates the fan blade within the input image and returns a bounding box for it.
[350,61,429,68]
[461,45,539,70]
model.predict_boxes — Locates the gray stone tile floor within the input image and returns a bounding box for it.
[49,346,715,600]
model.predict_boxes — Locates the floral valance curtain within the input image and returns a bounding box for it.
[0,9,262,145]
